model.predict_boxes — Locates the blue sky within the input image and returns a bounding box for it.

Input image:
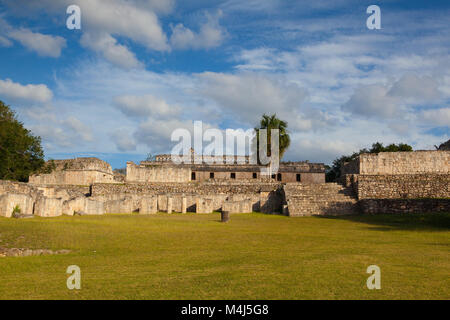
[0,0,449,169]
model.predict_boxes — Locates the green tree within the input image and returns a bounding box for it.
[326,142,413,182]
[0,101,45,182]
[254,114,290,162]
[435,139,450,151]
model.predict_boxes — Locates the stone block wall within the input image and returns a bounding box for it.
[29,158,115,185]
[104,198,137,214]
[34,197,63,217]
[91,181,283,196]
[63,197,105,215]
[0,194,34,217]
[126,162,191,183]
[196,198,214,214]
[357,174,450,199]
[222,199,253,213]
[360,199,450,214]
[140,196,158,214]
[283,183,359,216]
[342,151,449,175]
[29,170,114,185]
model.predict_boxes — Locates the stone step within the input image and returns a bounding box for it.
[283,183,359,216]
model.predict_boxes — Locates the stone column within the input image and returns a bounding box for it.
[167,197,173,214]
[181,197,187,214]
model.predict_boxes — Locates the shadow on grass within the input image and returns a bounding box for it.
[315,212,450,232]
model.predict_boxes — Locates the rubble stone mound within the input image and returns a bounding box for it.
[0,247,70,257]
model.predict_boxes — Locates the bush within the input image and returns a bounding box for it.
[12,205,21,218]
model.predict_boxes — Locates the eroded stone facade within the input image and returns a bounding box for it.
[341,151,450,214]
[0,151,448,218]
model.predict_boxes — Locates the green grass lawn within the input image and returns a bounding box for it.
[0,212,449,300]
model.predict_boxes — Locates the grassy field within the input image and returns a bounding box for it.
[0,212,449,300]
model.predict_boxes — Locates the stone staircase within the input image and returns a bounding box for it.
[283,183,359,216]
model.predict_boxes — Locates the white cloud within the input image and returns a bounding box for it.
[8,28,66,58]
[134,0,175,14]
[135,118,196,153]
[422,108,450,127]
[0,78,53,103]
[77,0,169,51]
[1,0,169,68]
[29,114,93,149]
[170,10,226,50]
[388,73,441,101]
[80,32,143,69]
[114,94,180,118]
[63,116,93,142]
[111,129,137,152]
[342,84,399,119]
[342,74,445,119]
[198,72,308,123]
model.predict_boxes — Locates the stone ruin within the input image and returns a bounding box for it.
[0,151,449,218]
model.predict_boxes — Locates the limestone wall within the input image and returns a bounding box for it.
[128,161,325,183]
[360,199,450,214]
[0,194,34,217]
[343,151,449,175]
[63,197,105,215]
[357,174,450,200]
[0,180,39,197]
[44,158,113,173]
[34,197,63,217]
[91,181,283,196]
[29,157,115,185]
[29,170,114,185]
[126,162,191,183]
[35,185,90,200]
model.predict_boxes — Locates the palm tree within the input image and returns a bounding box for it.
[254,114,290,162]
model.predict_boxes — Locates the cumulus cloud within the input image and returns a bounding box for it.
[63,116,93,142]
[111,129,137,152]
[134,0,175,14]
[388,74,441,101]
[7,28,66,58]
[114,94,181,118]
[341,84,399,118]
[0,17,65,57]
[421,108,450,127]
[77,0,169,51]
[198,72,308,123]
[29,114,93,149]
[1,0,169,68]
[170,10,226,50]
[80,32,142,69]
[0,78,53,103]
[135,118,198,153]
[342,74,444,119]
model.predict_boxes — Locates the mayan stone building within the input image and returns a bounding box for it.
[341,151,450,213]
[0,150,449,218]
[29,158,116,185]
[126,152,325,183]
